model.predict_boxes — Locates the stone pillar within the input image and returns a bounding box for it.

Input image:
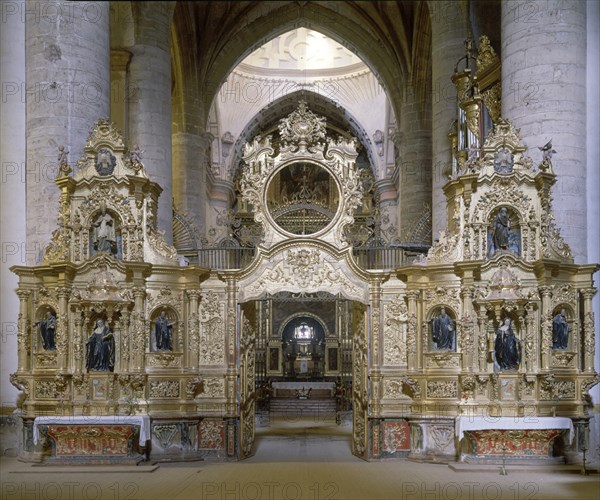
[26,0,110,263]
[1,0,27,407]
[173,132,212,239]
[110,49,132,140]
[398,86,432,242]
[128,3,175,242]
[502,0,587,261]
[430,1,468,238]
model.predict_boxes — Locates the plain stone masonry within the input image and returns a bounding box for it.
[502,0,587,261]
[127,3,175,243]
[430,0,469,239]
[25,0,110,264]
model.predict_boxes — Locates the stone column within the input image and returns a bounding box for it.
[430,0,468,238]
[398,86,432,242]
[502,0,587,261]
[128,3,175,242]
[26,0,110,263]
[110,49,132,140]
[173,132,212,240]
[1,0,27,407]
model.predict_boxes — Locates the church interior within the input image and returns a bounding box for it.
[1,1,599,498]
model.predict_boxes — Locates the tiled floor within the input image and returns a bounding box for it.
[1,413,599,500]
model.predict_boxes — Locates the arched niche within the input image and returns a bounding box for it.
[88,208,123,259]
[279,313,328,379]
[34,306,57,352]
[426,305,457,352]
[149,306,179,352]
[551,304,575,351]
[84,311,120,373]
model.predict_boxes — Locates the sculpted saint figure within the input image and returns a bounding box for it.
[36,311,56,351]
[552,308,569,350]
[155,310,174,351]
[93,210,117,256]
[86,318,115,372]
[492,208,510,254]
[432,307,455,350]
[494,317,520,370]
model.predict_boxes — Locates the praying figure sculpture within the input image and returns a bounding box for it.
[432,307,455,350]
[494,317,521,371]
[155,310,174,351]
[552,308,569,350]
[86,318,115,372]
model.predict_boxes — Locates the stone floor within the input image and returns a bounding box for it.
[1,412,599,500]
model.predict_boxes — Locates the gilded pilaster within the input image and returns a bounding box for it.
[16,289,31,372]
[581,288,597,373]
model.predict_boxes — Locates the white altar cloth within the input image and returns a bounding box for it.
[455,416,574,443]
[33,416,151,446]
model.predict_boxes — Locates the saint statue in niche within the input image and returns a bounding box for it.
[86,318,115,372]
[488,207,521,257]
[492,207,510,252]
[431,307,455,350]
[92,209,117,256]
[494,317,521,370]
[35,310,56,351]
[154,310,174,351]
[552,308,569,350]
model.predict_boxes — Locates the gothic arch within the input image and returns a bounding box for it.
[226,90,381,184]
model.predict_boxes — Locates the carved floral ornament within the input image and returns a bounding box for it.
[239,246,367,303]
